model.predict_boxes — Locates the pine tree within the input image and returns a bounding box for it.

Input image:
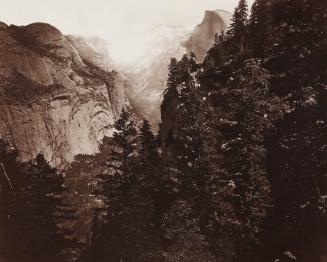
[0,140,22,262]
[110,108,137,176]
[139,119,160,168]
[205,31,227,69]
[248,0,273,58]
[161,200,215,262]
[19,154,77,261]
[189,51,201,72]
[157,123,163,146]
[227,0,249,55]
[86,110,164,262]
[193,101,241,262]
[223,59,286,260]
[166,58,179,93]
[1,151,77,262]
[138,119,165,228]
[168,55,204,199]
[196,58,285,261]
[88,108,138,261]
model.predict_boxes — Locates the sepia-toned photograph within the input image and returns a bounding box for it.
[0,0,326,261]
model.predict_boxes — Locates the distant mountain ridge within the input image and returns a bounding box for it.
[119,9,232,125]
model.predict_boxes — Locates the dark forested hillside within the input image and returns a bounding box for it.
[0,140,78,262]
[82,1,327,261]
[160,0,327,261]
[1,0,327,261]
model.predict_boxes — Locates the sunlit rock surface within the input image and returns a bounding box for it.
[183,9,232,61]
[0,22,128,166]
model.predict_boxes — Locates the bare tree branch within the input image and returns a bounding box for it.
[1,162,14,193]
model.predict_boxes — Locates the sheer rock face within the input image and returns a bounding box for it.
[183,10,232,62]
[0,23,128,166]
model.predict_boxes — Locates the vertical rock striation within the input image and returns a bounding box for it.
[0,22,129,166]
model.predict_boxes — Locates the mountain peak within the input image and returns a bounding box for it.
[0,21,8,29]
[23,22,64,44]
[203,9,232,24]
[183,9,232,61]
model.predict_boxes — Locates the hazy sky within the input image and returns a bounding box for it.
[0,0,254,63]
[1,0,254,37]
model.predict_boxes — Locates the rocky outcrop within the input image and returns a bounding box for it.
[183,9,232,62]
[0,23,128,166]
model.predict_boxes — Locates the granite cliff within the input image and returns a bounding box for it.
[0,22,129,166]
[183,9,232,61]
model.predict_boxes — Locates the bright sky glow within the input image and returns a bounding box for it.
[0,0,255,64]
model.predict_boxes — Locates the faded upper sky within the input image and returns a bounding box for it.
[1,0,254,37]
[0,0,254,63]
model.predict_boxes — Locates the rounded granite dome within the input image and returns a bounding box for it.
[24,22,63,44]
[183,9,232,61]
[0,21,8,29]
[213,9,233,26]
